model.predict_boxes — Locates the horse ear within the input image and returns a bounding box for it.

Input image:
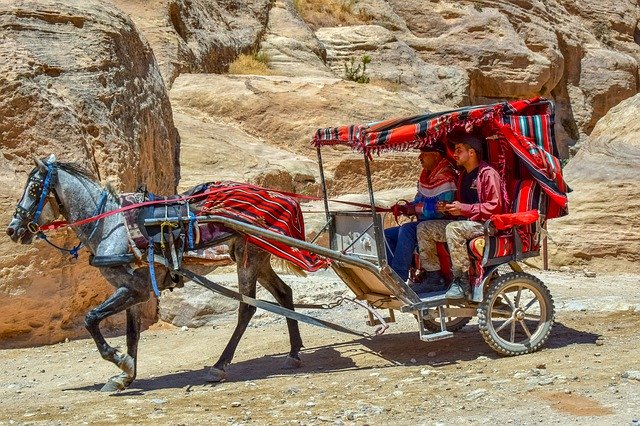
[34,156,47,172]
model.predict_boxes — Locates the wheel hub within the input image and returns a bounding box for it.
[514,308,525,321]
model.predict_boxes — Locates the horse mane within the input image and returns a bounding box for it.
[55,161,97,181]
[55,161,119,198]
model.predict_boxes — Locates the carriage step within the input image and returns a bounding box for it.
[420,330,454,342]
[415,290,449,307]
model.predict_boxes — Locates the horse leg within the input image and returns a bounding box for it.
[85,269,149,391]
[258,264,304,369]
[100,304,142,392]
[207,242,262,382]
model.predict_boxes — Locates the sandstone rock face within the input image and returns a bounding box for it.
[547,94,640,272]
[4,0,640,337]
[109,0,272,87]
[169,73,436,195]
[0,0,179,347]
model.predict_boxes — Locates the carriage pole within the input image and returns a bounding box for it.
[363,153,387,265]
[316,147,331,223]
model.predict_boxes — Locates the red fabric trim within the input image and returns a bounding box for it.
[490,210,539,231]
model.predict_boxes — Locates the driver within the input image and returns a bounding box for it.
[417,132,504,299]
[384,141,456,288]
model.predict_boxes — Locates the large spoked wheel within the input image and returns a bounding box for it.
[423,307,471,332]
[478,272,554,355]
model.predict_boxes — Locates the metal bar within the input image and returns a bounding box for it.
[542,222,548,270]
[176,269,371,337]
[316,147,330,223]
[308,217,332,244]
[363,153,386,264]
[144,215,381,274]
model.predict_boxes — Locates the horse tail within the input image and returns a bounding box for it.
[270,256,307,277]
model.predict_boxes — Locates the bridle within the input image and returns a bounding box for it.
[14,162,62,234]
[13,161,106,259]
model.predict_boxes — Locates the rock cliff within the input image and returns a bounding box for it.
[0,0,179,346]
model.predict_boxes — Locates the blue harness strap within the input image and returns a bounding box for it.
[145,192,161,297]
[187,204,196,250]
[32,163,55,224]
[147,241,161,297]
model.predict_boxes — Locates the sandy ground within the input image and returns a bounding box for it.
[0,268,639,425]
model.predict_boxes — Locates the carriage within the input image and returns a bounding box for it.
[7,97,569,391]
[309,96,569,355]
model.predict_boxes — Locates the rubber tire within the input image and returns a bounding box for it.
[477,272,554,356]
[423,312,471,332]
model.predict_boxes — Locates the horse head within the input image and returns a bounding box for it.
[6,154,61,244]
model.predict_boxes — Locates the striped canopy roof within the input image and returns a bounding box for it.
[313,97,569,218]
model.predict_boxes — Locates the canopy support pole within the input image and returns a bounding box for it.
[316,147,330,223]
[363,153,386,265]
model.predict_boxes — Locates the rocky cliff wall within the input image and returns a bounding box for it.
[0,0,180,347]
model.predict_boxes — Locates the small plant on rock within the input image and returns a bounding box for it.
[228,50,271,75]
[344,55,372,84]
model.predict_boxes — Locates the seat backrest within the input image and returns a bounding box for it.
[507,179,547,250]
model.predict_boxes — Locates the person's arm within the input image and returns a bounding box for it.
[458,167,503,221]
[415,189,455,220]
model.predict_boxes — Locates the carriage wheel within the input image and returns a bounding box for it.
[477,272,554,356]
[423,307,471,332]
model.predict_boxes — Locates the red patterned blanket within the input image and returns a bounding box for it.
[121,181,330,272]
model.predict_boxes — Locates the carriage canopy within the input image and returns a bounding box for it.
[313,97,569,219]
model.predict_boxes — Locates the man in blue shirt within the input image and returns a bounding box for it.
[385,141,457,288]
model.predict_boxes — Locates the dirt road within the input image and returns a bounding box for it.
[0,269,639,425]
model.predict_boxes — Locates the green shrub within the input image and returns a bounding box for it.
[344,55,371,84]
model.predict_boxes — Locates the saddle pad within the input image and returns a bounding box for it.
[188,181,329,272]
[121,182,330,272]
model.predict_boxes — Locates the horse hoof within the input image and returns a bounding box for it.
[283,355,302,370]
[100,372,132,392]
[206,367,227,382]
[101,378,126,393]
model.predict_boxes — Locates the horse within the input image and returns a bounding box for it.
[5,155,304,391]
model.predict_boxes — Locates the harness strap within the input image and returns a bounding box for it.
[147,242,161,297]
[32,163,55,223]
[37,183,393,234]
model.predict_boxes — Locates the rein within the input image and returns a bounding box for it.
[36,184,394,234]
[37,191,109,259]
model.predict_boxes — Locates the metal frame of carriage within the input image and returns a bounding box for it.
[153,97,569,356]
[306,97,569,355]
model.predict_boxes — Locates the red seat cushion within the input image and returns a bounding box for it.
[469,179,544,259]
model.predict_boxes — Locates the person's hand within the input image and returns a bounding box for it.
[391,203,407,218]
[404,203,416,216]
[444,201,463,216]
[436,201,447,213]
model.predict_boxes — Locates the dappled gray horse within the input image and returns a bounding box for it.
[6,155,303,391]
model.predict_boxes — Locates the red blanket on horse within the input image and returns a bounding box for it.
[122,181,330,272]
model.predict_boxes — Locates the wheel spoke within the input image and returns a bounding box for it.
[501,293,515,309]
[491,308,512,317]
[514,286,522,308]
[494,317,514,333]
[522,297,538,313]
[523,313,541,321]
[510,321,516,343]
[519,320,532,338]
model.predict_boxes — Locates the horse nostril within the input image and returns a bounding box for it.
[6,227,14,237]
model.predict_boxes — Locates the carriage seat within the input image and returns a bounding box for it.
[468,180,546,267]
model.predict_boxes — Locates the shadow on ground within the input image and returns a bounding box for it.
[66,320,598,393]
